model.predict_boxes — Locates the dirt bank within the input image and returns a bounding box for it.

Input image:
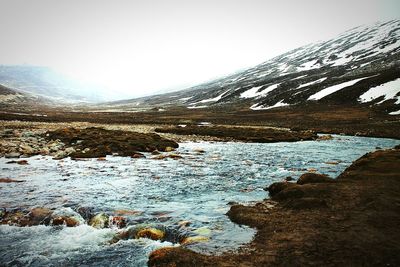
[148,147,400,266]
[155,125,317,142]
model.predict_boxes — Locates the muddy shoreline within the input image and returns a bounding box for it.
[148,147,400,266]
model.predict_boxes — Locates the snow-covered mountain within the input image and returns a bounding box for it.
[116,19,400,115]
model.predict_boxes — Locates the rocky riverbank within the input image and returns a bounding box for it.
[148,146,400,266]
[155,125,318,143]
[0,122,179,159]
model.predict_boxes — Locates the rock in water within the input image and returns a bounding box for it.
[89,213,109,229]
[136,227,165,241]
[109,216,126,228]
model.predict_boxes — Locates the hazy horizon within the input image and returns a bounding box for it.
[1,0,399,99]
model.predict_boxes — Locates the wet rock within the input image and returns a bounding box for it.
[177,220,191,228]
[114,209,142,216]
[52,216,81,227]
[136,227,166,240]
[76,206,94,221]
[193,148,205,154]
[64,147,76,155]
[26,208,53,226]
[317,134,333,141]
[109,216,126,228]
[265,182,296,197]
[0,178,25,183]
[5,152,20,158]
[297,173,335,185]
[180,235,210,245]
[131,152,145,158]
[53,151,67,160]
[325,161,339,165]
[89,213,109,229]
[6,160,29,165]
[0,208,5,219]
[51,208,84,227]
[151,153,183,160]
[285,176,294,181]
[151,150,161,155]
[164,146,175,152]
[19,144,34,155]
[0,209,26,225]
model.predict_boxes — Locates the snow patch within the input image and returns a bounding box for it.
[359,78,400,104]
[187,105,208,109]
[298,59,321,71]
[389,110,400,115]
[240,84,280,99]
[250,100,289,110]
[297,78,327,89]
[308,76,372,100]
[197,90,230,103]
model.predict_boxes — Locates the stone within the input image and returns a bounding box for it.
[164,146,175,152]
[5,152,20,158]
[152,150,161,155]
[0,178,25,183]
[52,216,80,227]
[132,153,145,158]
[178,220,191,227]
[317,134,333,141]
[136,227,165,240]
[180,236,210,245]
[64,147,76,155]
[297,173,335,185]
[6,160,28,165]
[89,213,109,229]
[109,216,126,228]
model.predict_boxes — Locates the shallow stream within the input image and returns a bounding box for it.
[1,135,399,266]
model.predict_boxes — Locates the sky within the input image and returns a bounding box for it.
[0,0,399,99]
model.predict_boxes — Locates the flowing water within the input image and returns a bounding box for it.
[1,135,399,266]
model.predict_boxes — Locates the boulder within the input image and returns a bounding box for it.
[297,173,335,185]
[52,216,80,227]
[5,152,20,158]
[136,227,165,241]
[109,216,126,228]
[317,134,333,141]
[89,213,109,229]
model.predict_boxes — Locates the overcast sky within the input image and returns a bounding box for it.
[0,0,399,98]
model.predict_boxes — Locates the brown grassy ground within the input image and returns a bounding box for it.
[1,103,399,139]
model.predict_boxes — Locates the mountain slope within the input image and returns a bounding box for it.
[114,19,400,115]
[0,65,106,102]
